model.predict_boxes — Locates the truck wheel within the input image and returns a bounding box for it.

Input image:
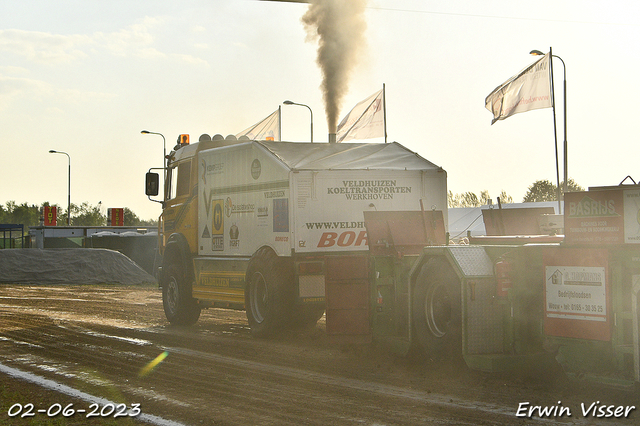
[163,264,201,326]
[412,258,461,360]
[245,247,294,337]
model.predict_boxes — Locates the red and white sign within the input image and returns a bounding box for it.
[543,247,610,341]
[545,266,606,321]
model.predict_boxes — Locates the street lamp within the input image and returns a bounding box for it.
[141,130,167,186]
[49,150,71,226]
[531,49,567,197]
[283,100,313,143]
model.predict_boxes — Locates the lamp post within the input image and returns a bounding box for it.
[283,100,313,143]
[141,130,167,187]
[531,49,567,196]
[49,150,71,225]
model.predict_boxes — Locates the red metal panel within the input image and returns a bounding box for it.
[363,210,446,256]
[325,309,370,336]
[482,207,554,236]
[325,255,369,281]
[325,256,370,336]
[326,281,368,310]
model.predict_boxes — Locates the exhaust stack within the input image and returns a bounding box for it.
[328,133,337,143]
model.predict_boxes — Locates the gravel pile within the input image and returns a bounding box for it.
[0,248,156,285]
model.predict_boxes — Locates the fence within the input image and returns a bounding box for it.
[0,224,25,249]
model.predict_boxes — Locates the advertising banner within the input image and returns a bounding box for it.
[108,208,124,226]
[565,188,640,245]
[543,247,610,341]
[294,171,423,253]
[44,206,57,226]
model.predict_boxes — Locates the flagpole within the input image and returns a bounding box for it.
[383,83,387,143]
[556,55,567,197]
[549,46,562,213]
[278,105,282,141]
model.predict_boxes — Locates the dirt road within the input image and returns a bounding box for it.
[0,284,637,425]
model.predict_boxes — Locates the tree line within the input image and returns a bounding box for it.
[2,179,585,226]
[448,179,584,208]
[0,201,157,228]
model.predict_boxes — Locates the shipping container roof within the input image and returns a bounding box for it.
[258,141,443,171]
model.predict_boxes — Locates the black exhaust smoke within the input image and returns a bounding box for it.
[261,0,369,136]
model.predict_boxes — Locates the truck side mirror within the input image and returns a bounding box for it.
[145,172,160,196]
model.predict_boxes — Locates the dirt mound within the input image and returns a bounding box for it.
[0,248,156,285]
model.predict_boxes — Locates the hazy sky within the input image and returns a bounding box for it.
[1,0,638,220]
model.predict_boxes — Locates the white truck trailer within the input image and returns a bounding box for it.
[146,134,447,336]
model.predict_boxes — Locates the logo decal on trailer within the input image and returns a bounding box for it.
[213,201,224,233]
[212,199,224,251]
[317,231,368,248]
[251,159,261,180]
[230,224,239,248]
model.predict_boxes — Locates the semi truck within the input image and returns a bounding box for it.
[145,133,447,336]
[146,134,640,386]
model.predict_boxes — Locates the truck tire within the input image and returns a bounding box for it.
[245,247,294,337]
[163,264,201,326]
[412,258,461,360]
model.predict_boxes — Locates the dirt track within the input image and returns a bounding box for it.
[0,284,637,425]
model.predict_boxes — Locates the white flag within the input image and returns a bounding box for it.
[236,109,280,140]
[336,89,384,142]
[485,53,552,125]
